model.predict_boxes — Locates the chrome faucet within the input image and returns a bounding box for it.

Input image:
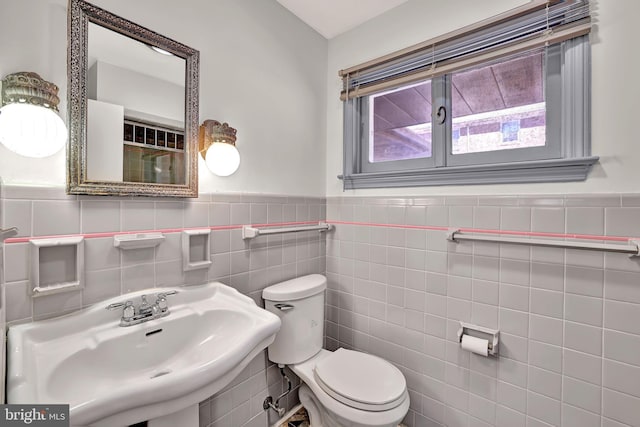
[106,291,178,326]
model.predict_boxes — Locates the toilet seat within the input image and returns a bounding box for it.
[313,348,407,412]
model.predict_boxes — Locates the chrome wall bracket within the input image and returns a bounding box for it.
[0,227,18,241]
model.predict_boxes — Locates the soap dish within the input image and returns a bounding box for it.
[113,232,165,250]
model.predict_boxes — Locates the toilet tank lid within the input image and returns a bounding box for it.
[262,274,327,301]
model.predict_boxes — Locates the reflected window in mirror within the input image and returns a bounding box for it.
[122,120,185,184]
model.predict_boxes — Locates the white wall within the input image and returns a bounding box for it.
[90,61,184,126]
[87,99,124,181]
[4,0,634,198]
[325,0,640,196]
[0,0,68,186]
[0,0,328,197]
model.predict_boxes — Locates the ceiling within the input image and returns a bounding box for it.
[88,23,185,87]
[276,0,409,39]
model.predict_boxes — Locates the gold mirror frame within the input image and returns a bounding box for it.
[67,0,199,197]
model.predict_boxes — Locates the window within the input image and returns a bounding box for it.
[123,119,185,184]
[340,0,597,189]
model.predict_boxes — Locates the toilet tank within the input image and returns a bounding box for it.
[262,274,327,365]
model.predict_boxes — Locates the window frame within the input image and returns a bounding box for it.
[340,2,598,190]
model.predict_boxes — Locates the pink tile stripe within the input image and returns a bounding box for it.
[5,219,636,244]
[326,220,637,243]
[3,221,321,244]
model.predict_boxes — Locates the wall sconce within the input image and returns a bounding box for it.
[0,72,68,158]
[198,119,240,177]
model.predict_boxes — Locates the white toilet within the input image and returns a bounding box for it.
[263,274,410,427]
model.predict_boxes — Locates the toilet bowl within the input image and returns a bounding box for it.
[292,349,410,427]
[263,274,409,427]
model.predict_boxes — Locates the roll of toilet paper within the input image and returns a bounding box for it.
[461,334,489,356]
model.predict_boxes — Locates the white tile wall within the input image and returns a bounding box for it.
[4,187,640,427]
[0,185,325,427]
[327,195,640,427]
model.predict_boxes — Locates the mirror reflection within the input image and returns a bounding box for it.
[67,0,199,197]
[86,22,186,185]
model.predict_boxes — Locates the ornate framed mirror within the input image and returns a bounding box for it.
[67,0,199,197]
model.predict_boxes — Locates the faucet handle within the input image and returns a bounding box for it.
[156,296,168,312]
[106,302,125,310]
[160,290,178,297]
[156,292,169,313]
[155,291,176,312]
[122,301,135,320]
[107,300,135,324]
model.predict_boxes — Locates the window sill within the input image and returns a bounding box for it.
[339,157,599,189]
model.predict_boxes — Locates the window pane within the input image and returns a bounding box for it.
[369,81,432,162]
[123,145,185,184]
[124,123,134,142]
[157,130,166,147]
[134,126,144,144]
[451,51,545,155]
[145,128,156,146]
[167,132,176,149]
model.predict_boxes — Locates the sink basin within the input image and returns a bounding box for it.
[6,282,281,427]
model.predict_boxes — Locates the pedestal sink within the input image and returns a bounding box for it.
[6,282,281,427]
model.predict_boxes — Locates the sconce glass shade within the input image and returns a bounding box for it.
[0,103,67,158]
[0,72,67,158]
[199,120,240,177]
[204,142,240,177]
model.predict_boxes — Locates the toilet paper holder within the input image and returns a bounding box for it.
[456,322,500,356]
